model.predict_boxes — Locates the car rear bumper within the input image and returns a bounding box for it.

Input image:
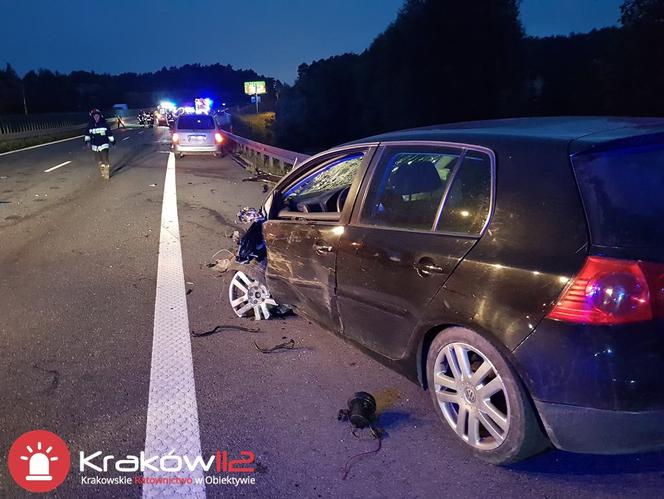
[175,144,219,153]
[515,318,664,454]
[535,400,664,454]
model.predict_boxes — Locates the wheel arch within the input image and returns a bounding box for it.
[416,322,528,392]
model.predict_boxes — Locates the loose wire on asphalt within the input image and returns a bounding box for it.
[191,325,260,337]
[253,338,295,353]
[341,426,383,480]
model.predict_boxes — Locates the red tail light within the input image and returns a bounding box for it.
[547,256,664,325]
[172,133,179,143]
[214,132,224,143]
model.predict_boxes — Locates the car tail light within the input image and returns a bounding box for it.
[214,133,224,143]
[172,133,179,143]
[547,256,664,325]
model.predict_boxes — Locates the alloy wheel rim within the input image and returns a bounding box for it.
[433,342,510,450]
[229,271,277,320]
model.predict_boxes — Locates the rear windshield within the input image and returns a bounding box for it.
[177,115,215,130]
[572,142,664,248]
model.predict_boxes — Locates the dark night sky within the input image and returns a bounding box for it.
[1,0,622,83]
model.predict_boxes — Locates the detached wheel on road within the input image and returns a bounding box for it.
[229,270,277,320]
[426,327,549,464]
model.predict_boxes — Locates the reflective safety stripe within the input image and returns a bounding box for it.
[89,127,108,135]
[91,144,110,151]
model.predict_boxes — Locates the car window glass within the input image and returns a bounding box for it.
[283,153,363,213]
[436,151,492,235]
[177,115,215,130]
[359,147,461,230]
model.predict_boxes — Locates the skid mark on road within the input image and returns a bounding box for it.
[143,152,205,498]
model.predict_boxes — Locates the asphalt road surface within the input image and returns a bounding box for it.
[1,126,663,498]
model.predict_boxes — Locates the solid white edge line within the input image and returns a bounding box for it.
[44,160,72,173]
[0,135,84,156]
[143,152,205,498]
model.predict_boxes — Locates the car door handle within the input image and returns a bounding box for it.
[413,260,445,276]
[314,243,334,254]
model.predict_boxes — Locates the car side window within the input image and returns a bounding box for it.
[359,147,462,230]
[283,153,363,213]
[436,150,492,235]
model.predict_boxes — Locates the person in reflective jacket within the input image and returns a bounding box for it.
[84,108,115,179]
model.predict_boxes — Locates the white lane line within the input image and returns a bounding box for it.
[144,152,205,498]
[0,135,84,157]
[44,160,72,173]
[122,136,131,141]
[139,131,144,134]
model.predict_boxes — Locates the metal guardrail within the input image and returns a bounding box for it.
[220,129,310,177]
[0,109,141,142]
[0,112,88,142]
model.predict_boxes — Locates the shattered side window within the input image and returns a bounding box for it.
[360,147,462,231]
[284,153,363,211]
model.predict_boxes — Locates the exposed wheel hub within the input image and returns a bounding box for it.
[229,271,278,320]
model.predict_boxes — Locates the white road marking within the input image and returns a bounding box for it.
[139,131,144,134]
[157,151,171,154]
[122,136,131,141]
[143,152,205,498]
[0,135,84,157]
[44,160,72,173]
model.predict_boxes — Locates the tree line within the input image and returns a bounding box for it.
[273,0,664,151]
[0,63,273,115]
[1,0,662,151]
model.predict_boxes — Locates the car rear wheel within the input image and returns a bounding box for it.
[426,327,549,464]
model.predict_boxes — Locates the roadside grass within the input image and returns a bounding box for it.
[231,112,276,145]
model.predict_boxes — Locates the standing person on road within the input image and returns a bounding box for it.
[115,113,125,129]
[84,109,115,179]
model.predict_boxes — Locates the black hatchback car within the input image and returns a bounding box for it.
[229,117,664,464]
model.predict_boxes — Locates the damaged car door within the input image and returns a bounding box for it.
[336,145,494,358]
[263,147,374,332]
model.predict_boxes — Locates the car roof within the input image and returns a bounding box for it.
[346,116,664,151]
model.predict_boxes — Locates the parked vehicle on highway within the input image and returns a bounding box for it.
[172,114,224,157]
[229,117,664,464]
[155,111,168,126]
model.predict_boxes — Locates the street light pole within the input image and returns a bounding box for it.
[22,84,28,115]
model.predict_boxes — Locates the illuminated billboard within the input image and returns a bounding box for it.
[244,81,267,95]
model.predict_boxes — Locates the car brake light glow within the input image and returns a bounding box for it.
[172,133,179,143]
[547,256,664,325]
[214,133,223,143]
